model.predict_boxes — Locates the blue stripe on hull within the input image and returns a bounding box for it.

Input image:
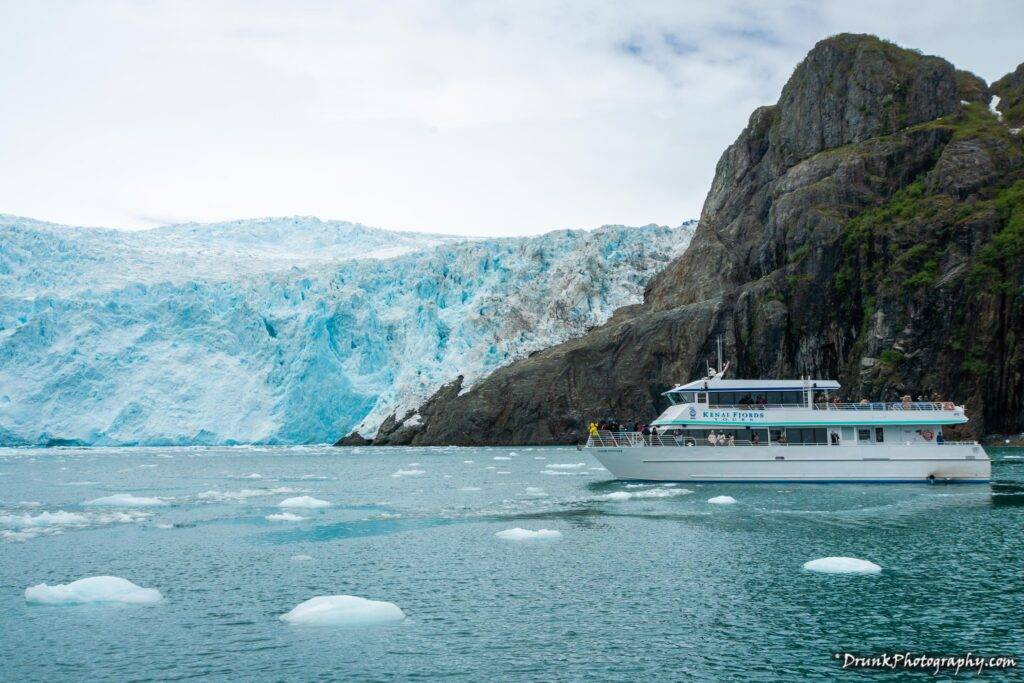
[613,478,991,484]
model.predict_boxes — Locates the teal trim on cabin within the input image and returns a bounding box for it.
[653,419,966,427]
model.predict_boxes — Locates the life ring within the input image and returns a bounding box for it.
[942,402,954,411]
[921,430,934,441]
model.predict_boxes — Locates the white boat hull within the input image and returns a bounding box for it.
[588,443,990,483]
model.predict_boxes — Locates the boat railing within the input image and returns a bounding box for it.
[702,401,959,412]
[585,431,978,448]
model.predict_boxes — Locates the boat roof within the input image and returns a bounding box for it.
[664,378,841,394]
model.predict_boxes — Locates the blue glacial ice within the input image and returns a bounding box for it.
[0,215,693,445]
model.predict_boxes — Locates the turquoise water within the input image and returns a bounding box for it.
[0,445,1021,681]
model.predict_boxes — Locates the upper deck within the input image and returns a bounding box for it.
[656,376,967,427]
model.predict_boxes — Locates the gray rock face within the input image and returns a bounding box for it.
[360,35,1024,446]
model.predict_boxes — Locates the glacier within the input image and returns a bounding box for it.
[0,215,692,446]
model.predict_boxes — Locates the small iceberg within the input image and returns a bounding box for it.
[546,463,586,470]
[523,487,547,498]
[390,469,425,478]
[803,557,882,575]
[291,554,313,562]
[277,496,331,509]
[280,595,406,626]
[707,495,737,505]
[459,486,482,492]
[493,456,510,460]
[84,494,167,507]
[25,576,162,605]
[494,528,562,541]
[266,512,306,522]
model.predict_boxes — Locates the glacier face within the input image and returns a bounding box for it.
[0,216,692,445]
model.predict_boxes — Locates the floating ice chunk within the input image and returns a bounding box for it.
[197,487,302,502]
[25,576,162,605]
[595,488,691,502]
[390,469,425,478]
[534,456,546,460]
[460,486,482,492]
[0,511,88,528]
[495,528,562,541]
[241,473,263,479]
[277,496,331,509]
[497,470,511,474]
[523,487,547,498]
[291,554,313,562]
[155,523,174,529]
[802,557,881,575]
[546,463,586,469]
[493,456,510,460]
[462,460,474,464]
[84,494,167,507]
[280,595,406,626]
[407,462,421,466]
[707,496,737,505]
[508,452,519,456]
[266,512,307,522]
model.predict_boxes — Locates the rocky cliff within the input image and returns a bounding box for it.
[359,34,1024,445]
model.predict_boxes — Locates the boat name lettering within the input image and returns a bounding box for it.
[702,410,765,421]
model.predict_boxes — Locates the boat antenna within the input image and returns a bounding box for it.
[716,335,723,372]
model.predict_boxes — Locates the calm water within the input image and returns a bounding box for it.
[0,445,1021,681]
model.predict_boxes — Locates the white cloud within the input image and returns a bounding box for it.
[0,1,1020,235]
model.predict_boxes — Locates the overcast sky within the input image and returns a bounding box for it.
[1,1,1021,235]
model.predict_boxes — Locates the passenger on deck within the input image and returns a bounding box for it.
[739,394,753,407]
[755,395,766,410]
[727,434,735,446]
[830,431,840,445]
[751,432,760,445]
[776,432,788,444]
[707,431,719,446]
[588,422,598,437]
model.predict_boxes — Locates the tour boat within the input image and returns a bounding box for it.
[586,365,990,484]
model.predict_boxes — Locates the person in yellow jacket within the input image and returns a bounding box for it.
[588,422,598,437]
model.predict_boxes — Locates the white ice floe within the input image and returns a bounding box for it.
[277,496,331,509]
[508,452,519,456]
[407,462,421,466]
[546,463,586,469]
[534,456,546,460]
[156,523,174,529]
[707,495,737,505]
[493,456,510,460]
[0,511,88,528]
[595,488,692,502]
[462,460,474,464]
[390,469,425,478]
[84,494,167,507]
[197,487,301,502]
[25,576,162,605]
[291,554,313,562]
[266,512,307,522]
[523,487,547,498]
[802,557,882,575]
[240,473,263,479]
[495,528,562,541]
[280,595,406,626]
[460,486,482,492]
[497,470,511,475]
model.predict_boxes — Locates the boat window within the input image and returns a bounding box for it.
[677,392,695,404]
[857,428,871,442]
[842,427,854,441]
[875,427,885,443]
[696,392,707,404]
